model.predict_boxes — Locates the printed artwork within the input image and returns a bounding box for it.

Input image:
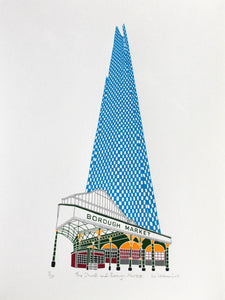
[51,25,171,272]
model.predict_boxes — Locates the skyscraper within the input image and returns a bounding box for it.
[86,25,161,233]
[51,25,171,272]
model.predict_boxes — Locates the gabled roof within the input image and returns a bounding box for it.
[61,190,137,225]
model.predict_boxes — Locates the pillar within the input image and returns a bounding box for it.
[142,248,146,271]
[116,247,120,271]
[78,233,83,250]
[51,230,58,267]
[95,229,103,250]
[73,240,78,253]
[87,248,90,270]
[128,241,132,271]
[92,241,95,264]
[165,244,169,271]
[139,243,142,268]
[151,240,155,271]
[109,237,112,271]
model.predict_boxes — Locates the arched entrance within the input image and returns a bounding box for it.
[102,243,117,263]
[145,244,165,265]
[120,241,140,265]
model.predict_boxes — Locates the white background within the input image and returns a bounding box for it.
[0,0,224,299]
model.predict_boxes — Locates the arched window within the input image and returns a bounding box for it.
[145,244,165,260]
[120,241,140,259]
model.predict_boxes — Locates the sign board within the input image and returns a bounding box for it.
[57,204,172,244]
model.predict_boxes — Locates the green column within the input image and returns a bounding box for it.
[73,240,78,253]
[51,231,58,267]
[142,249,146,271]
[109,238,112,271]
[98,229,101,249]
[165,244,169,271]
[87,248,90,270]
[151,240,155,271]
[116,247,120,271]
[139,244,142,268]
[92,242,95,264]
[128,243,132,271]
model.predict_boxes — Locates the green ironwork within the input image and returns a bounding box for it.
[142,249,146,271]
[57,204,171,239]
[109,238,112,270]
[87,248,90,270]
[98,228,101,249]
[91,242,95,263]
[116,246,120,271]
[139,245,142,268]
[151,241,155,271]
[55,206,170,272]
[142,238,151,250]
[51,231,58,267]
[166,246,169,271]
[128,242,132,271]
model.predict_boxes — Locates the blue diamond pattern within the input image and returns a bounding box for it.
[86,25,161,233]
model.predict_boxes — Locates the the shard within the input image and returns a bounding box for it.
[86,25,161,233]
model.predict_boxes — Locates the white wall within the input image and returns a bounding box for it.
[0,1,224,299]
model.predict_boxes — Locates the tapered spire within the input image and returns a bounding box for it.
[86,25,161,233]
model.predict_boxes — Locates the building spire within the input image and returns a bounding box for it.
[86,25,161,233]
